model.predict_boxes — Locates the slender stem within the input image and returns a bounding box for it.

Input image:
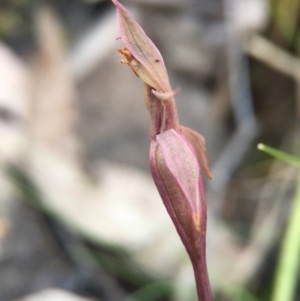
[271,174,300,301]
[257,143,300,168]
[191,185,212,301]
[148,86,163,139]
[164,98,180,132]
[193,250,213,301]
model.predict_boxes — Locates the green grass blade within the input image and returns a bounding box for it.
[271,175,300,301]
[258,143,300,301]
[257,143,300,168]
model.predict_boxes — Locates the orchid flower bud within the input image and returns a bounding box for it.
[111,1,213,300]
[150,129,212,301]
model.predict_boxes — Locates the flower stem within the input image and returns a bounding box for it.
[194,252,213,301]
[193,206,213,301]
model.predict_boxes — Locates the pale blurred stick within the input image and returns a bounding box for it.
[32,6,80,160]
[209,0,258,215]
[245,34,300,118]
[229,163,296,285]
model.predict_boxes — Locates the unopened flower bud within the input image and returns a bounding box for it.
[150,129,212,301]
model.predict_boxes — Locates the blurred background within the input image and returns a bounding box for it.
[0,0,299,300]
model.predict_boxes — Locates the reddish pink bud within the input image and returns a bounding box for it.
[150,129,212,301]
